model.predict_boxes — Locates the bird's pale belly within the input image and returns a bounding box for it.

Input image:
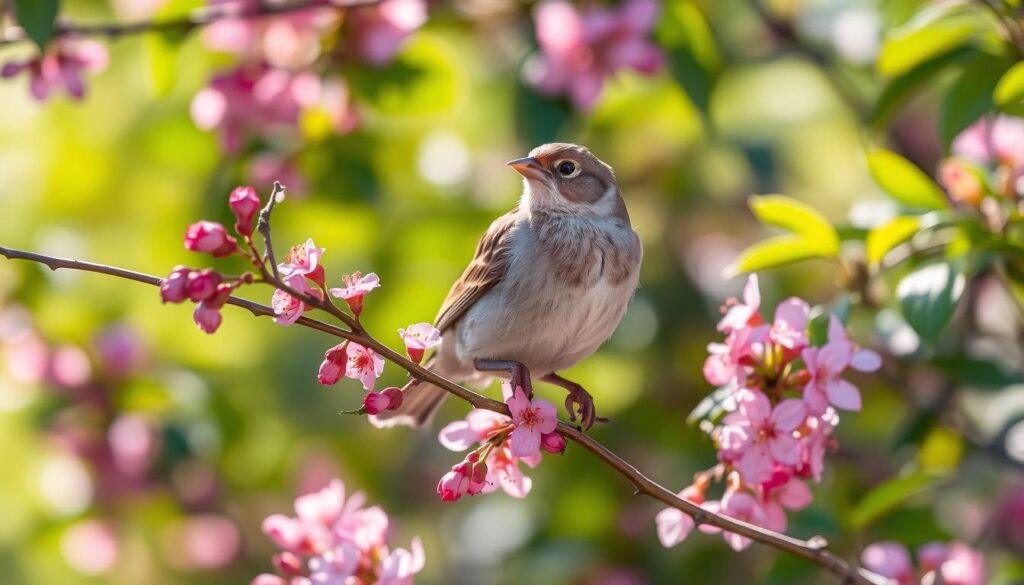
[448,271,635,377]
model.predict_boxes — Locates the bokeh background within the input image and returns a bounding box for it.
[1,0,1023,583]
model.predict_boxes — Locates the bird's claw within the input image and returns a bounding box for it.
[564,385,606,431]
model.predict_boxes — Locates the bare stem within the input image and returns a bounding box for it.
[0,0,382,47]
[0,244,884,585]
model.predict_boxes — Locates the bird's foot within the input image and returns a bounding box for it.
[564,383,608,431]
[474,358,534,399]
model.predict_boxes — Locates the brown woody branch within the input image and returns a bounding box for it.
[0,0,380,48]
[0,244,885,585]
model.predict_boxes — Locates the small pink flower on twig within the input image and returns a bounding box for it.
[507,387,558,458]
[317,342,349,385]
[345,342,385,390]
[398,323,441,364]
[272,275,321,326]
[278,238,325,287]
[185,221,238,257]
[329,272,380,317]
[229,185,261,236]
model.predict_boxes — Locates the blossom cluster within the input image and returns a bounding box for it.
[525,0,664,111]
[940,115,1024,213]
[1,38,108,101]
[436,384,565,501]
[255,478,424,585]
[861,540,984,585]
[162,183,443,415]
[657,274,881,551]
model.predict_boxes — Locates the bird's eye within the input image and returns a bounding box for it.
[556,160,579,177]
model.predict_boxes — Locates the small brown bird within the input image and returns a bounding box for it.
[373,143,642,430]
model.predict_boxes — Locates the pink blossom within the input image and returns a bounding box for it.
[273,551,304,577]
[248,154,308,199]
[318,343,348,385]
[438,409,510,451]
[953,115,1024,171]
[527,0,663,110]
[184,221,238,257]
[699,487,770,551]
[482,444,541,498]
[329,272,380,317]
[229,185,261,236]
[655,485,705,548]
[703,324,765,387]
[398,323,442,364]
[802,316,880,414]
[202,0,339,69]
[190,65,320,153]
[861,541,914,584]
[273,275,321,326]
[718,274,764,333]
[1,39,108,101]
[279,239,325,286]
[939,159,985,206]
[934,542,985,585]
[759,473,813,533]
[345,342,385,390]
[307,542,359,585]
[768,298,810,351]
[186,269,223,302]
[378,537,426,584]
[193,284,232,333]
[541,432,566,454]
[796,409,838,482]
[363,387,404,415]
[160,266,192,303]
[718,389,806,484]
[346,0,428,66]
[507,387,559,458]
[918,542,951,573]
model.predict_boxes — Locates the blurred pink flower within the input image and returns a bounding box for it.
[699,487,769,551]
[203,0,339,69]
[1,39,108,101]
[526,0,663,110]
[108,414,159,476]
[346,0,428,66]
[953,116,1024,171]
[61,519,118,575]
[507,386,558,458]
[933,542,985,585]
[861,541,914,584]
[718,390,806,484]
[718,274,763,333]
[655,485,705,548]
[168,514,241,570]
[190,65,320,153]
[94,324,149,378]
[345,342,385,390]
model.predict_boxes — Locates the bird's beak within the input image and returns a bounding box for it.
[506,157,547,181]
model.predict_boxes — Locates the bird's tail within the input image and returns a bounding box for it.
[370,358,449,428]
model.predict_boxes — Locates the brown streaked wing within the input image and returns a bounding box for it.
[434,207,522,332]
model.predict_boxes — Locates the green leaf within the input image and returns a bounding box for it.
[896,261,966,342]
[687,383,737,424]
[994,60,1024,110]
[656,0,720,113]
[748,194,840,254]
[867,150,948,210]
[878,21,977,77]
[941,54,1012,148]
[872,46,974,128]
[866,215,922,266]
[851,472,941,529]
[726,235,832,276]
[932,356,1024,388]
[13,0,60,50]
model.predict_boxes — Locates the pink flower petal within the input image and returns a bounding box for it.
[850,348,882,372]
[771,399,807,432]
[826,378,861,411]
[509,426,541,458]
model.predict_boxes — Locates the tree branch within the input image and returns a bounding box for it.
[0,0,381,48]
[0,244,884,585]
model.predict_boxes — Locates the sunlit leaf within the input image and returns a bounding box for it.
[941,54,1012,147]
[13,0,59,50]
[866,215,922,266]
[918,426,963,470]
[656,0,720,113]
[994,60,1024,110]
[726,235,834,276]
[748,194,840,255]
[851,472,942,529]
[896,261,966,342]
[867,150,948,210]
[878,21,977,77]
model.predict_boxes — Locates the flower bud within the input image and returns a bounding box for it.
[185,269,223,302]
[437,462,471,502]
[468,459,488,495]
[540,432,566,454]
[192,284,232,334]
[317,342,348,385]
[229,186,261,236]
[363,387,404,415]
[184,221,238,257]
[160,265,191,303]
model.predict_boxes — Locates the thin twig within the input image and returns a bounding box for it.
[0,244,884,585]
[258,181,285,281]
[0,0,381,48]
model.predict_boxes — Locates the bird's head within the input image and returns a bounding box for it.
[507,143,627,220]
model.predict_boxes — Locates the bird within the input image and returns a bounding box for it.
[372,143,642,430]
